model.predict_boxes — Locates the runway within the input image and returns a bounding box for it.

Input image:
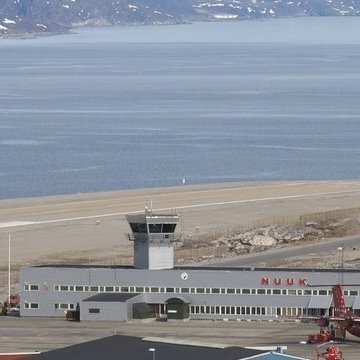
[1,180,360,297]
[1,184,359,229]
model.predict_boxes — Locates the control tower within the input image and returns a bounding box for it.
[125,210,180,270]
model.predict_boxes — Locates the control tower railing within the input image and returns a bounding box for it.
[125,233,180,243]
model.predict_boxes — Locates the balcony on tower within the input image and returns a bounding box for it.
[125,210,180,270]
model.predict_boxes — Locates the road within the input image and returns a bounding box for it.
[1,317,360,359]
[206,235,360,267]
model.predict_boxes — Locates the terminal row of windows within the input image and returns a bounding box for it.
[24,302,39,309]
[24,303,75,310]
[22,283,360,297]
[54,303,75,310]
[24,303,75,311]
[54,285,328,296]
[22,302,307,317]
[23,303,318,318]
[190,305,307,317]
[189,306,332,317]
[24,284,40,291]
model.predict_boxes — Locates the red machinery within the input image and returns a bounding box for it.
[316,343,343,360]
[5,294,20,307]
[307,330,333,344]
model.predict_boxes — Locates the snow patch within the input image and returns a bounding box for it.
[213,14,239,19]
[3,18,16,24]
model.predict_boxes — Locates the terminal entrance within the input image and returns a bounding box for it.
[165,298,190,320]
[153,298,190,320]
[155,303,167,321]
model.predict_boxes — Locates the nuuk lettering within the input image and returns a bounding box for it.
[261,277,307,286]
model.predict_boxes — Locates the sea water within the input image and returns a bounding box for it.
[0,17,360,199]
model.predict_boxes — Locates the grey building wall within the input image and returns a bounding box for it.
[134,242,149,269]
[80,294,145,321]
[134,243,174,270]
[148,246,174,270]
[19,265,360,320]
[81,301,128,321]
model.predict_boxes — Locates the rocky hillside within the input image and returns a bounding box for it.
[175,212,360,265]
[1,0,360,37]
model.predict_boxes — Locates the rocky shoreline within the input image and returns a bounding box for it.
[1,0,360,38]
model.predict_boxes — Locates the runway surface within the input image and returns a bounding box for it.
[1,180,360,270]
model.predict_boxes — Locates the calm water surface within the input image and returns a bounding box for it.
[1,18,360,199]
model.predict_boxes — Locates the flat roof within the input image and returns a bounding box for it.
[30,264,360,274]
[83,293,140,302]
[32,334,264,360]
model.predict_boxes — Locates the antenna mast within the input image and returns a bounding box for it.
[338,246,344,284]
[8,234,11,309]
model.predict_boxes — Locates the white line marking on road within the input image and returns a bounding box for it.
[0,189,359,229]
[0,221,37,228]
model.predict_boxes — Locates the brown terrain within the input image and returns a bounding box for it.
[1,180,360,300]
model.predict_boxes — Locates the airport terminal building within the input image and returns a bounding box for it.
[20,211,360,321]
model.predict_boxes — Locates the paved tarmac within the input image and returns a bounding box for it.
[1,317,360,359]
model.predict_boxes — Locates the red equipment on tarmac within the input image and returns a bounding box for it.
[303,283,360,339]
[316,343,343,360]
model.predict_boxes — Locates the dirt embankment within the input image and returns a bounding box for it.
[175,207,360,266]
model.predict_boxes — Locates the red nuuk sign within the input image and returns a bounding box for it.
[261,277,307,286]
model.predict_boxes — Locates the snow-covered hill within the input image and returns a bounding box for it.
[1,0,359,37]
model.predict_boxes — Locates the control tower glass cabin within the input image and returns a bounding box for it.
[126,211,180,270]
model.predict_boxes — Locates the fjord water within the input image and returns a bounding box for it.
[1,18,360,199]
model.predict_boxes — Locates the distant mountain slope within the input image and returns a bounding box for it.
[1,0,359,37]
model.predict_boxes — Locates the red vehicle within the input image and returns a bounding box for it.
[302,283,360,339]
[316,343,343,360]
[5,294,20,308]
[307,330,333,344]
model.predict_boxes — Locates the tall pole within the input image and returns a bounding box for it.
[8,234,11,308]
[148,348,155,360]
[338,246,344,284]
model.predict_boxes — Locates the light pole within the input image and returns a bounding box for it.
[8,234,11,311]
[148,348,156,360]
[338,246,344,284]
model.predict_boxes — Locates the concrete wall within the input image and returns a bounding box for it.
[148,246,174,270]
[80,301,128,321]
[20,266,360,319]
